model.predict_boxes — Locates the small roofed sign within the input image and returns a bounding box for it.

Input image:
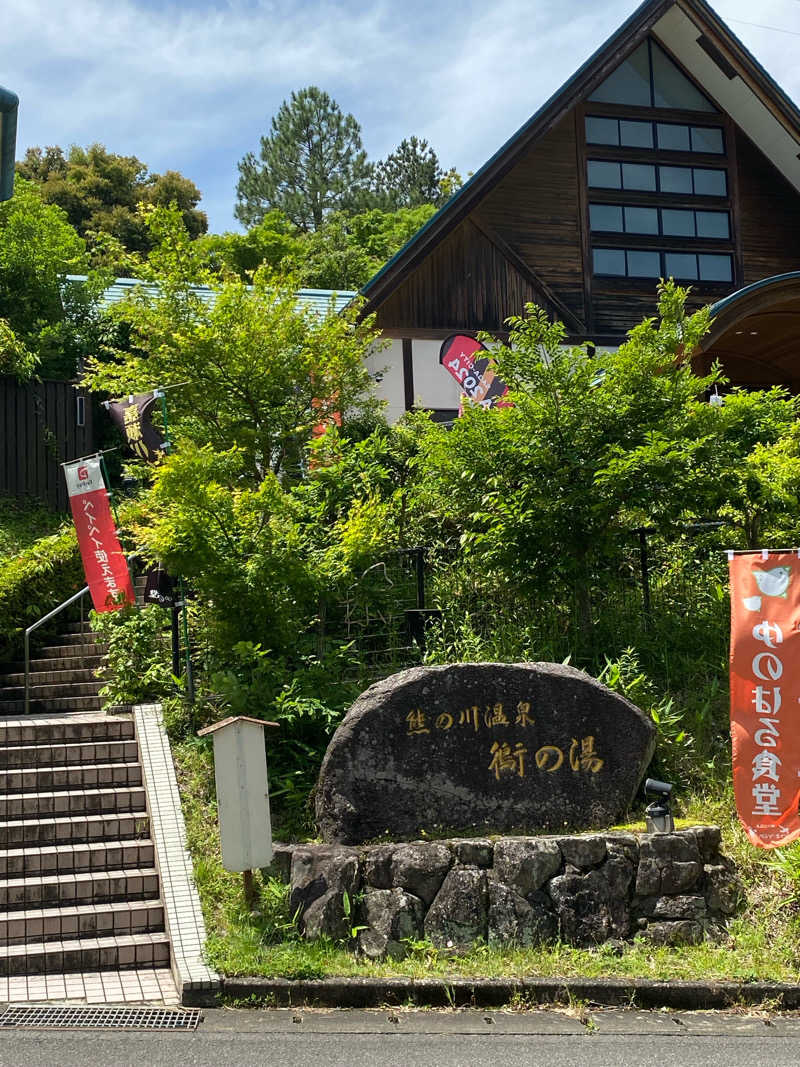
[198,716,278,872]
[439,334,510,412]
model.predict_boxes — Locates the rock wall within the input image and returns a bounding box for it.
[265,827,741,960]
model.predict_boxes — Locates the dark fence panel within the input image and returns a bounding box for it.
[0,377,94,511]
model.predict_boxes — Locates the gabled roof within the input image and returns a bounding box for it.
[360,0,800,314]
[66,275,357,317]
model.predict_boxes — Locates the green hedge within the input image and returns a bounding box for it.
[0,524,83,662]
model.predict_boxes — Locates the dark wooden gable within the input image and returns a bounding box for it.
[363,0,800,346]
[377,116,585,336]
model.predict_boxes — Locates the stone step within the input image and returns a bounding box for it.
[0,811,150,848]
[0,839,155,879]
[43,634,106,650]
[0,668,102,686]
[0,867,160,911]
[0,739,139,769]
[0,681,103,700]
[0,762,141,795]
[57,622,94,636]
[0,786,147,821]
[28,655,106,673]
[0,718,134,748]
[0,931,170,975]
[0,899,165,947]
[0,696,105,715]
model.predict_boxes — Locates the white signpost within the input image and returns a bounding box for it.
[198,715,278,908]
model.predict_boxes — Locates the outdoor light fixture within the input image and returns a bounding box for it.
[644,778,675,833]
[709,386,725,407]
[0,86,19,202]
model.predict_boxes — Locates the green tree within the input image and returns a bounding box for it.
[235,87,373,231]
[373,136,458,209]
[194,210,301,278]
[81,204,382,479]
[0,178,106,379]
[17,144,207,261]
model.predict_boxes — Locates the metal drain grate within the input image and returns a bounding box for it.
[0,1006,202,1030]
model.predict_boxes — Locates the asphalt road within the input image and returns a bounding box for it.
[2,1007,800,1067]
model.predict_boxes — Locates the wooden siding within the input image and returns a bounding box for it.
[736,128,800,285]
[375,219,545,333]
[0,378,94,511]
[478,117,585,326]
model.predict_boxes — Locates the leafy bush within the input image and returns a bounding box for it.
[90,602,174,707]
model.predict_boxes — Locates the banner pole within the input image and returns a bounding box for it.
[98,451,122,530]
[157,387,194,705]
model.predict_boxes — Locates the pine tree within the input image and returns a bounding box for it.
[235,87,373,231]
[373,136,447,209]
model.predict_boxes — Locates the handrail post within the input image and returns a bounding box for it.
[24,629,30,717]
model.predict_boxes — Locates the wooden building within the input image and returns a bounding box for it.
[359,0,800,420]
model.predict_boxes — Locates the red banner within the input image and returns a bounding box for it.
[439,334,510,413]
[64,457,134,613]
[729,550,800,848]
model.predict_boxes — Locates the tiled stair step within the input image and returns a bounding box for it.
[0,681,103,701]
[0,931,170,976]
[0,668,102,686]
[0,719,134,747]
[0,867,160,911]
[57,622,94,636]
[0,899,165,946]
[0,786,147,821]
[0,762,141,794]
[39,636,106,651]
[0,696,105,716]
[0,739,139,769]
[0,839,155,878]
[27,655,105,672]
[0,810,150,847]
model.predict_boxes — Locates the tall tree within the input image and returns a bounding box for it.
[235,87,373,231]
[372,136,454,209]
[17,144,207,258]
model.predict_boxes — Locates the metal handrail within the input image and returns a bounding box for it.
[24,586,90,716]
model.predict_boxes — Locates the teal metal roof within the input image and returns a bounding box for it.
[708,273,800,318]
[0,86,19,202]
[66,276,356,317]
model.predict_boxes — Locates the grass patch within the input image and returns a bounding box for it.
[173,738,800,984]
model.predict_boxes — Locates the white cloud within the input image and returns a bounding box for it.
[2,0,798,231]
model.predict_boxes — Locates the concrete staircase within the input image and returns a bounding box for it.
[0,619,106,716]
[0,713,171,980]
[0,608,175,990]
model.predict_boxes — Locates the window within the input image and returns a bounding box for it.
[693,167,727,196]
[589,38,716,112]
[622,163,656,190]
[585,116,620,145]
[593,248,627,275]
[589,41,652,107]
[657,123,690,151]
[589,203,623,231]
[590,204,730,239]
[593,248,660,277]
[690,126,724,153]
[594,248,732,282]
[658,164,727,196]
[587,160,621,188]
[585,116,652,148]
[696,210,729,238]
[586,117,724,155]
[624,206,659,234]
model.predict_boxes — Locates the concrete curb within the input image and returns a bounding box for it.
[220,975,800,1010]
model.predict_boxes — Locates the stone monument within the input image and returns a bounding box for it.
[316,662,656,844]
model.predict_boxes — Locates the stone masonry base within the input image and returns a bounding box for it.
[265,827,740,959]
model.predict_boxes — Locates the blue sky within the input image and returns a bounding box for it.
[2,0,799,234]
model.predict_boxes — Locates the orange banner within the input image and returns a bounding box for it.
[729,550,800,848]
